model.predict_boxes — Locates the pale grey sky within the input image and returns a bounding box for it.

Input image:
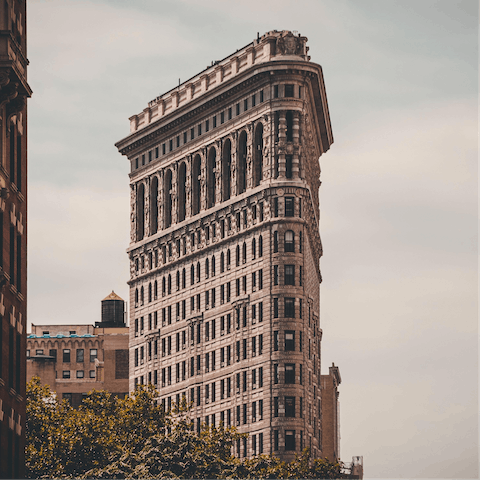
[27,1,478,478]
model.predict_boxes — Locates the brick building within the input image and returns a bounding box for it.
[116,30,335,461]
[26,292,129,408]
[0,0,31,477]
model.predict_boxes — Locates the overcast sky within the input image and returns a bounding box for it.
[27,1,477,478]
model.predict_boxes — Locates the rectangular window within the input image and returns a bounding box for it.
[259,367,263,387]
[76,370,84,379]
[283,297,296,319]
[62,370,70,379]
[285,331,295,351]
[252,94,256,107]
[236,103,240,115]
[285,396,295,417]
[220,112,225,124]
[285,197,294,216]
[176,136,180,147]
[273,298,279,318]
[285,265,295,285]
[90,349,98,363]
[244,98,248,111]
[285,84,294,97]
[191,127,195,140]
[274,197,279,217]
[274,85,279,98]
[274,396,279,417]
[274,363,279,384]
[260,90,264,102]
[285,430,296,451]
[213,115,217,128]
[285,364,295,384]
[169,139,173,151]
[183,132,187,144]
[162,143,166,155]
[198,124,202,136]
[259,302,263,322]
[76,349,84,363]
[205,119,209,132]
[259,269,263,289]
[63,349,70,363]
[89,370,95,378]
[273,265,278,285]
[228,107,232,120]
[274,331,279,351]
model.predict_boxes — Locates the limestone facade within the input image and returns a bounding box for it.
[116,30,333,461]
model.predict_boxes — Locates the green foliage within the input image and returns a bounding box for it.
[26,377,344,479]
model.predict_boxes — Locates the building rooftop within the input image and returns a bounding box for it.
[27,333,96,339]
[102,291,124,302]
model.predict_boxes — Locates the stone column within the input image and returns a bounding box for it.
[171,164,178,225]
[278,111,287,178]
[215,142,222,204]
[231,131,238,196]
[292,112,300,179]
[144,177,150,237]
[262,115,272,180]
[246,123,254,189]
[158,170,164,231]
[186,155,192,218]
[130,183,136,243]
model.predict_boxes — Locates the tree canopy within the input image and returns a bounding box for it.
[26,377,344,479]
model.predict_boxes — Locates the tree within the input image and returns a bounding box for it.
[26,377,345,479]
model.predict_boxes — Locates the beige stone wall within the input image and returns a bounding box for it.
[27,326,129,408]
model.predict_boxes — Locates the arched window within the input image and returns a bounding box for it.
[242,242,247,264]
[196,262,201,283]
[207,147,216,208]
[220,252,225,273]
[168,274,172,294]
[222,139,231,201]
[227,249,231,268]
[285,230,295,252]
[140,286,144,305]
[162,277,166,296]
[237,130,247,194]
[191,264,195,285]
[253,122,263,187]
[135,258,139,273]
[137,183,145,241]
[182,268,186,289]
[135,288,139,307]
[259,235,263,257]
[150,176,158,234]
[148,283,152,303]
[176,271,180,291]
[154,280,158,299]
[164,170,173,228]
[236,245,240,266]
[192,154,201,215]
[252,238,256,259]
[212,256,216,276]
[274,231,279,253]
[205,258,210,278]
[178,162,187,222]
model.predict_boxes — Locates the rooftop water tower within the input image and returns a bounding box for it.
[96,291,126,328]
